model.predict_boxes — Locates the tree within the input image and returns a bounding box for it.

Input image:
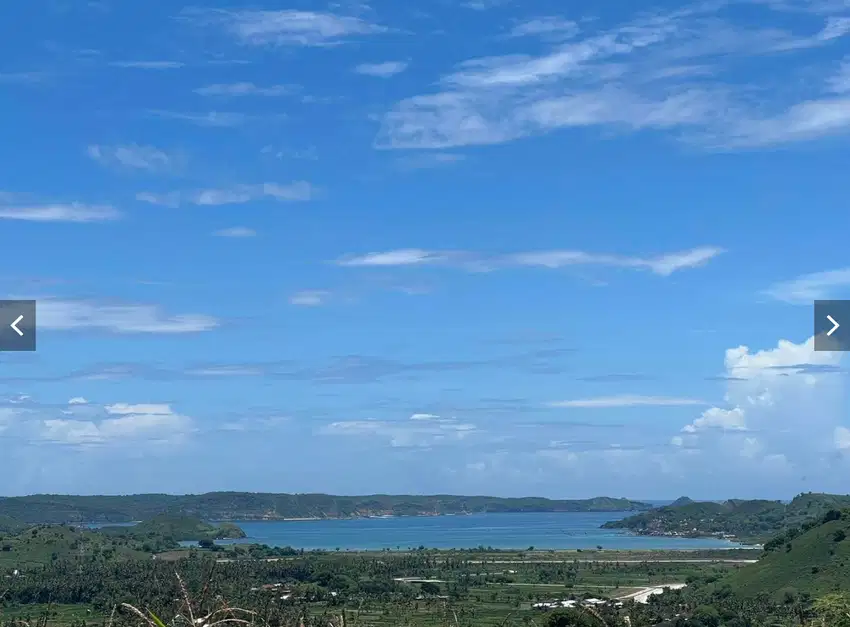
[545,609,602,627]
[812,593,850,627]
[690,605,721,627]
[420,582,440,596]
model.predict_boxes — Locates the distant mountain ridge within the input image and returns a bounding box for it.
[602,492,850,541]
[0,492,653,524]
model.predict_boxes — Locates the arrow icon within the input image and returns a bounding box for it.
[827,315,840,337]
[10,315,23,337]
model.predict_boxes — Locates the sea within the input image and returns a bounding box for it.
[198,512,746,551]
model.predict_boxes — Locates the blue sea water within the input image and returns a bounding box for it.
[209,512,744,551]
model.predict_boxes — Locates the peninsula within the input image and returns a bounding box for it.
[0,492,652,524]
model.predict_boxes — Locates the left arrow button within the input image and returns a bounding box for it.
[0,300,37,351]
[10,314,24,336]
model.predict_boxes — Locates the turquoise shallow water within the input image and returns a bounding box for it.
[211,512,744,551]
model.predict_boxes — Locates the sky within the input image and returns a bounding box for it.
[1,0,850,500]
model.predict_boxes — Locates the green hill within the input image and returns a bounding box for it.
[721,509,850,598]
[0,492,652,523]
[100,514,245,542]
[0,524,150,569]
[0,515,26,534]
[603,492,850,541]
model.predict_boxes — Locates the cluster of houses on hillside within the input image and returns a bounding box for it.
[532,598,624,610]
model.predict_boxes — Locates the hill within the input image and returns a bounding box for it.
[0,515,26,534]
[0,524,151,569]
[602,492,850,541]
[720,509,850,598]
[100,514,245,542]
[0,492,652,523]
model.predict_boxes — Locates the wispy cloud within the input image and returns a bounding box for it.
[335,246,723,276]
[109,61,184,69]
[508,17,579,40]
[289,290,331,306]
[188,8,386,47]
[213,226,257,237]
[0,72,46,83]
[396,152,466,170]
[37,298,218,334]
[148,110,246,127]
[549,395,707,408]
[87,144,174,172]
[375,5,850,150]
[194,82,296,96]
[0,203,119,222]
[40,400,192,446]
[463,0,512,10]
[354,61,408,77]
[137,182,315,207]
[319,413,477,448]
[764,267,850,304]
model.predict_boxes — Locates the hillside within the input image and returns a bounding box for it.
[0,524,151,569]
[100,514,246,542]
[720,509,850,598]
[0,493,652,523]
[0,514,26,534]
[603,492,850,541]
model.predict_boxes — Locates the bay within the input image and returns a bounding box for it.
[211,512,745,551]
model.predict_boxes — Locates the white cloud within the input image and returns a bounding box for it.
[320,413,477,448]
[678,336,847,464]
[0,203,119,222]
[764,267,850,304]
[194,82,295,96]
[213,227,257,237]
[508,17,579,40]
[374,5,850,150]
[87,144,174,171]
[463,0,512,9]
[335,246,723,275]
[550,395,707,408]
[337,249,448,267]
[828,58,850,93]
[289,290,331,306]
[37,298,218,334]
[396,152,466,170]
[682,406,747,432]
[41,402,192,446]
[109,61,184,69]
[148,110,246,127]
[137,182,315,207]
[68,397,89,405]
[836,426,850,450]
[195,9,386,47]
[354,61,408,77]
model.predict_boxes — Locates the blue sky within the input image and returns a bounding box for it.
[1,0,850,499]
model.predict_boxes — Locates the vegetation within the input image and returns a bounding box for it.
[100,515,246,542]
[603,493,850,542]
[719,508,850,598]
[0,493,652,524]
[7,502,850,626]
[0,516,25,534]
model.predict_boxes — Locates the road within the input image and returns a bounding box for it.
[617,583,688,603]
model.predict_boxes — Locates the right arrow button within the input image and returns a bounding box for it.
[827,314,840,337]
[815,301,850,351]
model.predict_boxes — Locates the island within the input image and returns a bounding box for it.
[602,492,850,542]
[0,492,653,524]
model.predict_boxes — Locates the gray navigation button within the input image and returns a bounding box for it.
[0,300,36,351]
[814,300,850,351]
